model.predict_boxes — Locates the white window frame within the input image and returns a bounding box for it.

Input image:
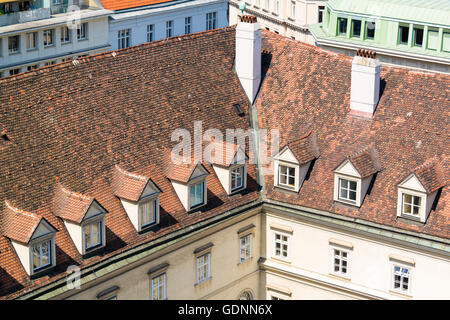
[206,12,217,30]
[274,0,279,14]
[118,29,130,49]
[139,197,157,229]
[31,238,52,271]
[331,248,350,277]
[185,16,192,35]
[188,179,205,210]
[26,32,37,50]
[43,29,54,47]
[151,273,167,300]
[273,232,289,260]
[291,1,296,19]
[82,219,103,251]
[9,68,20,76]
[8,35,20,54]
[278,164,296,189]
[239,233,252,263]
[265,0,270,10]
[147,24,154,42]
[401,192,422,217]
[196,252,211,284]
[166,20,173,38]
[61,26,71,44]
[392,264,411,294]
[338,177,358,203]
[77,23,88,40]
[230,165,245,192]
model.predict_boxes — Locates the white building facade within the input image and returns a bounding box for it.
[105,0,228,51]
[0,0,111,77]
[229,0,325,44]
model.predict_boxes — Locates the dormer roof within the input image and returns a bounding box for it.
[399,156,447,194]
[112,165,161,202]
[2,200,55,244]
[54,184,107,224]
[164,148,209,183]
[206,141,248,167]
[335,146,381,179]
[276,130,319,165]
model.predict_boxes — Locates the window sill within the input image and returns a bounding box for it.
[287,17,295,22]
[237,256,253,266]
[262,8,269,13]
[8,51,20,55]
[194,276,212,286]
[328,272,351,281]
[77,38,88,42]
[270,256,291,265]
[31,264,55,279]
[389,290,412,299]
[26,48,38,52]
[44,45,55,48]
[334,198,359,208]
[61,42,72,45]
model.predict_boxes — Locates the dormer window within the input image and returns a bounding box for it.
[54,184,108,255]
[112,165,161,232]
[207,141,248,195]
[334,147,381,207]
[273,131,319,193]
[396,157,445,223]
[3,200,57,276]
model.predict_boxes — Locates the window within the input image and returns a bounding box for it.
[165,20,173,38]
[427,30,439,50]
[231,166,244,191]
[83,220,102,250]
[206,12,217,30]
[9,69,20,76]
[185,17,192,35]
[118,29,130,49]
[196,253,211,283]
[8,35,20,54]
[413,27,423,47]
[402,193,421,216]
[26,32,37,50]
[318,6,325,23]
[352,19,361,38]
[338,17,347,35]
[147,24,154,42]
[274,0,279,14]
[139,199,156,228]
[61,26,71,44]
[399,25,409,44]
[332,249,348,275]
[151,273,166,300]
[27,65,38,71]
[443,32,450,52]
[278,165,295,188]
[239,234,252,263]
[274,233,289,258]
[256,0,260,7]
[77,23,88,40]
[392,265,410,293]
[44,61,56,66]
[189,181,204,208]
[265,0,270,10]
[290,1,295,18]
[43,29,54,47]
[32,239,51,271]
[338,178,357,202]
[366,21,375,39]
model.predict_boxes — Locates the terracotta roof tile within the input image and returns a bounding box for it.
[284,130,319,165]
[112,165,150,201]
[2,200,41,244]
[348,146,381,178]
[99,0,173,11]
[412,156,447,194]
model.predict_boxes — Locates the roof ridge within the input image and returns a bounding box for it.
[0,26,236,84]
[4,200,39,219]
[115,164,148,181]
[59,184,93,201]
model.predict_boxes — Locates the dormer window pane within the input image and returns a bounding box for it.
[190,181,204,208]
[140,199,156,227]
[32,240,51,271]
[402,193,421,216]
[84,220,102,250]
[339,178,357,201]
[279,165,295,187]
[231,166,244,191]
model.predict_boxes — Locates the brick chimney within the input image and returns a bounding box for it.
[350,49,380,117]
[236,15,261,104]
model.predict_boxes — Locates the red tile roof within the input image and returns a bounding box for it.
[2,200,42,244]
[412,156,447,194]
[0,27,258,299]
[53,184,96,224]
[206,140,244,167]
[283,130,319,165]
[347,145,381,178]
[100,0,173,10]
[256,32,449,239]
[112,165,151,201]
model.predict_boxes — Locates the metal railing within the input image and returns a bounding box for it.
[0,8,51,27]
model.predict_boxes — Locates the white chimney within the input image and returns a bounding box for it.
[236,15,261,104]
[350,49,380,116]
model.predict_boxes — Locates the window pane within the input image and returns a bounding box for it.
[404,194,412,205]
[366,21,375,39]
[414,28,423,46]
[349,191,357,201]
[404,204,412,214]
[413,196,421,206]
[428,30,439,50]
[399,26,409,44]
[352,20,361,37]
[338,18,347,35]
[349,180,357,191]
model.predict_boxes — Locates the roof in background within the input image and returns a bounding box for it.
[327,0,450,26]
[99,0,173,10]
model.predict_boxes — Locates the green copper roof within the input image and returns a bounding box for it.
[327,0,450,27]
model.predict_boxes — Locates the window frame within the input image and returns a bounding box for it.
[195,252,211,285]
[318,5,325,23]
[398,25,410,45]
[338,177,358,203]
[185,16,192,35]
[330,247,350,278]
[8,35,20,54]
[43,29,54,47]
[290,1,296,19]
[230,165,245,192]
[117,29,131,49]
[277,163,296,189]
[31,238,52,272]
[151,272,167,300]
[26,32,37,51]
[400,192,422,217]
[391,264,411,295]
[239,233,252,263]
[365,20,376,40]
[273,231,290,260]
[82,217,104,252]
[413,26,424,47]
[139,196,158,229]
[351,19,362,38]
[206,12,217,31]
[188,178,206,210]
[147,24,155,42]
[61,26,71,44]
[166,20,174,38]
[337,17,348,36]
[77,23,88,41]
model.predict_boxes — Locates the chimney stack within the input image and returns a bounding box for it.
[236,15,261,104]
[350,49,380,116]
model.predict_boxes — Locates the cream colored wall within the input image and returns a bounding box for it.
[11,240,31,275]
[120,198,139,231]
[64,221,82,254]
[64,210,261,300]
[263,210,450,300]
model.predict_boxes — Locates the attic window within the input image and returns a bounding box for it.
[189,180,205,209]
[140,198,157,228]
[83,220,102,251]
[233,103,245,116]
[32,239,52,271]
[401,193,421,217]
[338,178,357,202]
